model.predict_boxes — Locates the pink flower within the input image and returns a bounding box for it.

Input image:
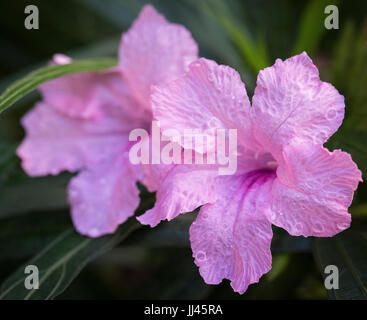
[17,5,198,237]
[138,54,362,293]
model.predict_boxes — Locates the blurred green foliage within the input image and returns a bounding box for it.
[0,0,367,300]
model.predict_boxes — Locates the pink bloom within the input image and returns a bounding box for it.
[17,5,198,237]
[138,54,362,293]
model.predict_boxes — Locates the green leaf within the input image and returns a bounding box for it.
[201,0,270,74]
[313,222,367,299]
[331,20,367,130]
[350,204,367,218]
[126,210,197,247]
[0,58,117,114]
[292,0,338,55]
[0,211,71,261]
[0,218,140,300]
[128,211,312,253]
[0,174,71,218]
[0,142,71,218]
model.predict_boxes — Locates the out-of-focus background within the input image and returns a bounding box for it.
[0,0,367,300]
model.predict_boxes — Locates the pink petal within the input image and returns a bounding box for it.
[137,165,224,227]
[119,4,199,109]
[40,63,133,120]
[17,102,130,176]
[252,52,345,157]
[140,162,175,193]
[68,152,140,237]
[152,58,256,152]
[129,133,174,192]
[190,170,275,294]
[269,143,362,237]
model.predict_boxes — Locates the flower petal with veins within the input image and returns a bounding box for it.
[190,170,275,294]
[269,143,362,237]
[68,152,140,237]
[138,165,222,227]
[251,52,345,157]
[151,52,362,294]
[17,102,130,176]
[40,67,130,120]
[17,4,200,238]
[119,5,199,110]
[152,58,256,152]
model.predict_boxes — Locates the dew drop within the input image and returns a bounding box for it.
[337,222,349,230]
[295,223,303,232]
[89,228,99,237]
[69,189,78,199]
[196,251,206,261]
[313,223,323,233]
[326,109,337,120]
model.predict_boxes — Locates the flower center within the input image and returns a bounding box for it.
[266,160,278,170]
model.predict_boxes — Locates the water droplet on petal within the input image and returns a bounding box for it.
[326,109,337,120]
[313,223,323,233]
[337,222,349,230]
[196,251,206,261]
[295,223,303,231]
[89,228,99,237]
[69,189,78,199]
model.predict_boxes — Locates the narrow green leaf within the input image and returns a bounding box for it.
[331,20,367,130]
[267,254,291,281]
[350,204,367,218]
[0,211,71,261]
[0,174,71,218]
[0,58,117,114]
[126,210,197,247]
[0,218,140,300]
[202,0,270,74]
[128,211,312,253]
[0,142,71,217]
[292,0,339,55]
[313,223,367,300]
